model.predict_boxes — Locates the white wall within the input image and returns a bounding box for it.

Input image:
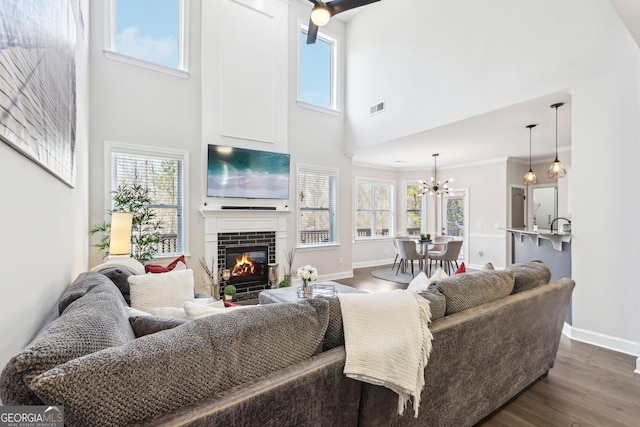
[346,0,640,358]
[88,0,204,283]
[0,0,91,370]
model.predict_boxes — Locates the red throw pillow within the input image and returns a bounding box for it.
[454,262,466,275]
[145,255,187,273]
[224,301,240,307]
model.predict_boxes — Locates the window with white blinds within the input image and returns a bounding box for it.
[297,166,338,246]
[355,179,394,239]
[110,146,185,256]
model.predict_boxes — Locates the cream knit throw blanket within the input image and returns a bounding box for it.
[338,290,433,417]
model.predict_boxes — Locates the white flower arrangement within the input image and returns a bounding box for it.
[297,265,318,285]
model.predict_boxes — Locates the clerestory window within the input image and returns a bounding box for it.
[104,0,189,76]
[298,25,339,112]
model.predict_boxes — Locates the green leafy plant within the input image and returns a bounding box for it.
[420,233,426,240]
[89,183,165,263]
[278,278,291,288]
[224,284,237,296]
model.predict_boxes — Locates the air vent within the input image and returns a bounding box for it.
[369,101,385,116]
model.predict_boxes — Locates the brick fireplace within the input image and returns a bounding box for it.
[200,208,289,300]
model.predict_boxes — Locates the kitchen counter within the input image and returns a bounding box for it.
[506,228,571,251]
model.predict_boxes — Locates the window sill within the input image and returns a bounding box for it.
[103,50,190,79]
[296,100,341,116]
[297,243,340,250]
[355,237,392,243]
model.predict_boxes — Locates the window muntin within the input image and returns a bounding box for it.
[110,145,186,257]
[106,0,188,74]
[298,26,337,111]
[405,184,422,236]
[356,180,394,239]
[298,166,338,246]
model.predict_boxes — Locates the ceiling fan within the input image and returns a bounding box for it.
[306,0,381,44]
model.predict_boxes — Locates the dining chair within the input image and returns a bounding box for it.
[426,236,452,272]
[391,235,411,270]
[428,240,463,274]
[396,239,423,277]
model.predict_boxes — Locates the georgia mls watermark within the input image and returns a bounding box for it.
[0,406,64,427]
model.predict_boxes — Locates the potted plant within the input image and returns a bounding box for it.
[90,183,165,263]
[223,284,236,301]
[419,233,427,241]
[278,278,291,288]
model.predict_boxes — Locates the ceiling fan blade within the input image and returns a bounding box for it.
[306,20,319,44]
[327,0,380,16]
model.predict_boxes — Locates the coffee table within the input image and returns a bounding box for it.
[258,281,366,304]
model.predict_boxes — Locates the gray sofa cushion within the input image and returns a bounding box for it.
[319,296,344,350]
[508,260,552,293]
[0,281,134,405]
[417,285,446,320]
[128,316,188,338]
[434,270,515,315]
[58,272,116,315]
[30,299,330,427]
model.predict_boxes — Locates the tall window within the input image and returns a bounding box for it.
[109,143,188,256]
[298,166,338,246]
[356,179,394,239]
[106,0,189,73]
[405,184,422,236]
[298,26,338,111]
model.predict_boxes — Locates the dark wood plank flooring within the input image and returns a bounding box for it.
[334,266,640,427]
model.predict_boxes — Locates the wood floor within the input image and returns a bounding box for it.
[334,266,640,427]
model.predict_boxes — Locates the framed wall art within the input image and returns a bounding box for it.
[0,0,77,186]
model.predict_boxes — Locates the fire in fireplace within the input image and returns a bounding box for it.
[224,245,268,289]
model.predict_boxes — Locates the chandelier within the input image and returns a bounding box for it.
[420,154,454,197]
[523,124,538,186]
[547,102,566,178]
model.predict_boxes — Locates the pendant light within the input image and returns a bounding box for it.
[523,124,538,186]
[547,102,566,178]
[419,153,454,197]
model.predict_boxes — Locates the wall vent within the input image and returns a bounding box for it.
[369,101,385,116]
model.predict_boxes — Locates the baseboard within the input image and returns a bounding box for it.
[563,323,640,364]
[352,258,394,269]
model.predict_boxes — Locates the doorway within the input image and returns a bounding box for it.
[441,190,468,263]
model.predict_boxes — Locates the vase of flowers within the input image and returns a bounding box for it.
[297,265,318,298]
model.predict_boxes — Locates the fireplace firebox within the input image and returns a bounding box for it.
[224,245,268,288]
[216,231,277,300]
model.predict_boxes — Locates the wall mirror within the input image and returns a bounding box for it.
[530,185,557,229]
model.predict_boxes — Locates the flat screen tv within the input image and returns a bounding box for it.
[207,145,291,199]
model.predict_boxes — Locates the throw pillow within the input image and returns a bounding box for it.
[454,262,466,274]
[146,306,189,320]
[407,272,429,292]
[481,262,495,271]
[128,316,188,338]
[30,300,330,427]
[183,300,227,320]
[0,283,134,406]
[128,269,195,312]
[416,287,446,320]
[434,270,515,315]
[144,255,187,274]
[98,267,134,304]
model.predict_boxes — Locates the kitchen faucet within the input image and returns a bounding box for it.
[550,217,571,233]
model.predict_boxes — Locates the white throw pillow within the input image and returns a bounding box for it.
[429,268,449,282]
[183,299,227,320]
[129,269,195,312]
[407,272,430,292]
[126,306,152,317]
[147,306,189,320]
[407,268,449,292]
